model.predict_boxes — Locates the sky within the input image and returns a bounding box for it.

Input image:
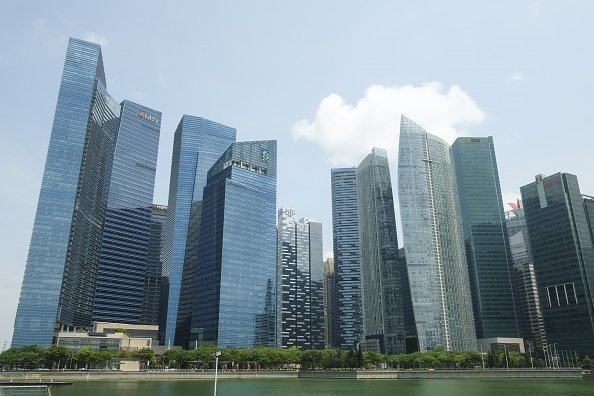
[1,0,593,348]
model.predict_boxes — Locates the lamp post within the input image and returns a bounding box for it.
[213,351,222,396]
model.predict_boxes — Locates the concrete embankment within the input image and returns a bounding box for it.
[0,369,584,382]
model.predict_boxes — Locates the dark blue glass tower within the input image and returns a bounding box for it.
[452,137,520,339]
[143,204,167,326]
[92,101,161,324]
[330,167,364,350]
[190,140,277,348]
[12,38,120,347]
[521,173,594,356]
[162,116,236,346]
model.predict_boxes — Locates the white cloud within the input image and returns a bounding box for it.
[508,71,524,83]
[529,1,543,16]
[292,82,485,166]
[84,32,109,48]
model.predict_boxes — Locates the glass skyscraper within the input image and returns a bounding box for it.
[398,115,476,352]
[521,173,594,356]
[162,115,236,346]
[452,137,520,339]
[190,140,277,348]
[356,148,406,355]
[92,101,161,325]
[323,258,338,348]
[143,204,167,327]
[276,208,325,350]
[330,167,364,350]
[12,38,120,347]
[505,203,547,353]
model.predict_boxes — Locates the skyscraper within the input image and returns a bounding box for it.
[276,208,325,350]
[323,258,338,348]
[330,168,364,350]
[190,140,277,348]
[13,38,120,347]
[398,115,476,352]
[92,101,161,325]
[505,203,547,353]
[162,115,236,346]
[452,137,520,340]
[356,148,406,355]
[143,204,167,327]
[521,173,594,356]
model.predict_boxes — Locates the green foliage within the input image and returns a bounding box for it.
[133,348,155,364]
[0,344,560,372]
[581,355,592,370]
[43,345,69,369]
[74,348,97,368]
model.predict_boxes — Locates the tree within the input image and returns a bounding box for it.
[133,348,155,369]
[97,349,114,370]
[581,355,592,370]
[44,345,69,369]
[356,347,364,368]
[74,348,97,369]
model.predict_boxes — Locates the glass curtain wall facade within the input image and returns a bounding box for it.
[276,208,325,349]
[93,101,161,324]
[13,38,120,347]
[162,116,236,346]
[323,258,338,348]
[398,115,476,352]
[142,204,167,326]
[521,173,594,356]
[331,168,364,350]
[356,148,406,355]
[190,141,277,348]
[505,204,547,353]
[452,137,520,339]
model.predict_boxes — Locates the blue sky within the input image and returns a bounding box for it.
[1,1,593,347]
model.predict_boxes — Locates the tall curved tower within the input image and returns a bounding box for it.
[398,115,476,351]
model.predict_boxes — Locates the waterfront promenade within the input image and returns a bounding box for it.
[0,368,584,383]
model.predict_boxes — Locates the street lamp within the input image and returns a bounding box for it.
[213,351,222,396]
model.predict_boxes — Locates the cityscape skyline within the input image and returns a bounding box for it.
[2,1,594,347]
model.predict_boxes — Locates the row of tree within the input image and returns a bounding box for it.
[1,345,592,371]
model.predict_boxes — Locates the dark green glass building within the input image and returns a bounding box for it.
[521,173,594,356]
[452,137,520,340]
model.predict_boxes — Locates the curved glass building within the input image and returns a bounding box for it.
[357,148,406,355]
[398,115,476,352]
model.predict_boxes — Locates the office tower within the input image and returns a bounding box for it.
[190,140,277,348]
[452,137,520,340]
[323,258,338,348]
[92,101,161,324]
[12,38,121,347]
[162,116,236,346]
[398,115,476,352]
[142,204,167,326]
[276,208,325,350]
[330,168,364,350]
[356,148,406,355]
[399,248,419,353]
[521,173,594,356]
[505,202,547,353]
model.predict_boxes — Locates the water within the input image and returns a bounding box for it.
[50,377,594,396]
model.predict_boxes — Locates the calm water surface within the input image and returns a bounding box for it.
[51,377,594,396]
